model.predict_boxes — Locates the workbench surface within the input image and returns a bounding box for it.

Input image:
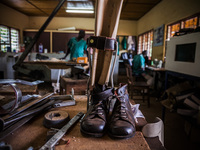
[2,95,150,150]
[23,60,88,69]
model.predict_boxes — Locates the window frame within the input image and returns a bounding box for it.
[167,12,200,40]
[0,24,20,52]
[137,29,153,59]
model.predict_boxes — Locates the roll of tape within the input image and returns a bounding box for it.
[43,110,70,129]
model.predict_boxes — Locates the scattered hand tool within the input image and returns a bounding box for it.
[39,112,84,150]
[0,99,57,140]
[0,92,55,140]
[0,79,44,115]
[1,92,54,120]
[49,90,75,108]
[1,94,39,112]
[0,100,56,131]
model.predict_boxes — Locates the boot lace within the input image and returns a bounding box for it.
[113,91,128,120]
[89,101,106,121]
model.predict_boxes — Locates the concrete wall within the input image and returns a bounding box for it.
[0,3,29,43]
[137,0,200,60]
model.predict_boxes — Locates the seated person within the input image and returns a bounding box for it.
[132,50,153,86]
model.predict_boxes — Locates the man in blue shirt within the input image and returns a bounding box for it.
[132,50,153,86]
[132,50,147,75]
[62,30,87,60]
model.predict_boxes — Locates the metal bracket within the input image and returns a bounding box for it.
[50,89,75,108]
[87,36,116,50]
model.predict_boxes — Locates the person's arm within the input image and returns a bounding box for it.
[84,41,88,57]
[62,47,70,59]
[140,55,145,71]
[61,39,72,59]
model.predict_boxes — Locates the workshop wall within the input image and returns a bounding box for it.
[28,17,95,31]
[28,17,137,36]
[0,3,29,43]
[118,20,137,36]
[0,3,137,47]
[137,0,200,60]
[1,0,200,61]
[137,0,200,35]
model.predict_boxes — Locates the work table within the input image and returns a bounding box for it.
[23,60,88,69]
[1,95,150,150]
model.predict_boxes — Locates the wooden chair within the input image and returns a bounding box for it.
[125,63,150,107]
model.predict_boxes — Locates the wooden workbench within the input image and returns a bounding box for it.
[23,60,88,69]
[2,95,150,150]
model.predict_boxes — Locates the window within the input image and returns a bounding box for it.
[167,13,200,40]
[167,23,180,40]
[137,30,153,59]
[0,25,20,52]
[181,17,198,29]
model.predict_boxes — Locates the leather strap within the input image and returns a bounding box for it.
[87,36,116,50]
[92,88,114,104]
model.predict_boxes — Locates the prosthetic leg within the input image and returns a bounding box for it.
[80,0,136,139]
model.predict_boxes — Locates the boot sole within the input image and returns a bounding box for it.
[80,128,105,138]
[107,131,136,139]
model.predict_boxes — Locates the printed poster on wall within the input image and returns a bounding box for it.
[153,24,164,47]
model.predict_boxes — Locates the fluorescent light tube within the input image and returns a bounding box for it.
[66,10,94,13]
[58,27,76,31]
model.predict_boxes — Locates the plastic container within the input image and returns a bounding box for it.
[44,48,48,53]
[77,57,88,63]
[39,43,43,53]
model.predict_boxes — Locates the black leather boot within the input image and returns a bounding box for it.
[80,84,113,137]
[108,84,136,139]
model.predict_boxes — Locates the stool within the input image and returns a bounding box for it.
[60,76,88,95]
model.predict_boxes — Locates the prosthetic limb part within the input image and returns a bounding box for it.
[142,117,164,146]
